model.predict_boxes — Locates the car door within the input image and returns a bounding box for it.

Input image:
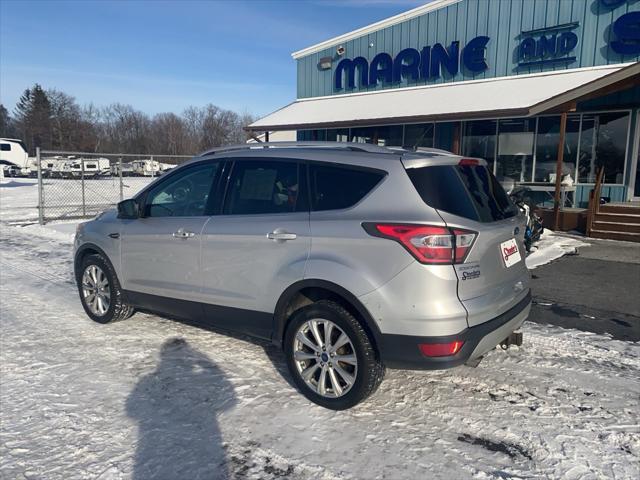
[200,158,311,339]
[120,161,222,305]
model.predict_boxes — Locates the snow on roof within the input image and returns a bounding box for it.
[248,65,625,131]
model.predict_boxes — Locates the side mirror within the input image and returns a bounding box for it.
[117,199,140,219]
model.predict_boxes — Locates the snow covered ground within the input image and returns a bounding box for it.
[1,181,639,479]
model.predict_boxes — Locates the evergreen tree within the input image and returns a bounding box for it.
[13,84,52,153]
[0,104,11,137]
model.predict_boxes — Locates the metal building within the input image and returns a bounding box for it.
[248,0,640,206]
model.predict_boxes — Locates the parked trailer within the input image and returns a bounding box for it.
[0,138,34,176]
[58,158,111,178]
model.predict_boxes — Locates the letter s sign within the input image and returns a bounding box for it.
[610,12,640,55]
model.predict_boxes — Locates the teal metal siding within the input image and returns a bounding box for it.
[297,0,640,99]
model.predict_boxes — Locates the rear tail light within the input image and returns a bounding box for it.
[363,223,476,265]
[419,341,464,357]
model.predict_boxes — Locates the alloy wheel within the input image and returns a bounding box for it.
[81,264,111,316]
[292,319,358,398]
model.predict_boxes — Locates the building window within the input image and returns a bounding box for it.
[404,123,434,148]
[534,115,580,183]
[578,112,629,184]
[349,125,403,146]
[326,129,350,141]
[496,118,535,183]
[462,120,497,172]
[298,129,327,141]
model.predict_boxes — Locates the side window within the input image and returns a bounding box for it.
[224,160,300,215]
[145,163,219,217]
[0,143,11,151]
[310,164,385,211]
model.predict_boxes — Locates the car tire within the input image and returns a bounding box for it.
[77,253,134,324]
[284,300,385,410]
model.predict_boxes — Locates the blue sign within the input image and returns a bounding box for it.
[610,12,640,55]
[334,36,490,90]
[517,23,579,68]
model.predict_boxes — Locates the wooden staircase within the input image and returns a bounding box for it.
[586,168,640,243]
[590,204,640,242]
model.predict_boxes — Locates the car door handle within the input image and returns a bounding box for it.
[172,228,195,239]
[266,231,297,241]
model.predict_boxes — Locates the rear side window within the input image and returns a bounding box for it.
[224,160,301,215]
[406,164,518,222]
[310,164,385,211]
[0,144,11,151]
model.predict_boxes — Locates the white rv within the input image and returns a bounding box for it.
[59,157,111,178]
[131,159,160,176]
[0,138,32,176]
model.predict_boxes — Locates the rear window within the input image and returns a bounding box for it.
[310,164,385,211]
[406,164,518,222]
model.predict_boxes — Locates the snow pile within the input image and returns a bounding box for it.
[526,230,589,270]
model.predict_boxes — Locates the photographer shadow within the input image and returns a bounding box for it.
[126,337,237,479]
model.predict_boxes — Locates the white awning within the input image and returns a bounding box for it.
[248,65,629,132]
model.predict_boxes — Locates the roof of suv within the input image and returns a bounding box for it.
[198,142,458,160]
[193,142,482,170]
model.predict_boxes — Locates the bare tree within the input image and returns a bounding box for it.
[7,84,256,154]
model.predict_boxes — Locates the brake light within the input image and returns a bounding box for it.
[419,341,464,357]
[459,158,480,166]
[363,223,476,265]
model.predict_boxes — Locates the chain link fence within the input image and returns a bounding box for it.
[36,149,192,223]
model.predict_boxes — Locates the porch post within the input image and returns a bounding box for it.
[553,109,570,230]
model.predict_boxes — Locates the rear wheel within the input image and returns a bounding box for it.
[284,300,384,410]
[78,253,134,324]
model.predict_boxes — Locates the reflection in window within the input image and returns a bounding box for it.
[462,120,497,172]
[496,119,535,183]
[535,115,580,183]
[578,112,629,184]
[146,164,218,217]
[298,129,327,141]
[326,129,349,141]
[404,123,434,148]
[224,161,299,215]
[350,125,403,146]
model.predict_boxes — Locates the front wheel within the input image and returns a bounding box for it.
[284,300,384,410]
[78,253,134,324]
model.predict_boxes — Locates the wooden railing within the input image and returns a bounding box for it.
[586,167,605,237]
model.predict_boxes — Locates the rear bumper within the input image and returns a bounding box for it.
[380,291,531,370]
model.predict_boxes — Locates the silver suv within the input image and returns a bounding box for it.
[74,142,531,409]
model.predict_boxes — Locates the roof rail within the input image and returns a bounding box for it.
[198,141,398,157]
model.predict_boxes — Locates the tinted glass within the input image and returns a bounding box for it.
[350,126,403,146]
[535,115,580,182]
[462,120,497,172]
[310,164,385,211]
[145,163,219,217]
[406,165,518,222]
[578,112,629,184]
[496,118,535,183]
[0,143,11,151]
[404,123,434,148]
[224,160,300,215]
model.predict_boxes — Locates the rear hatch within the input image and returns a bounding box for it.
[403,156,530,327]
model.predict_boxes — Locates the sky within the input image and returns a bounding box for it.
[0,0,426,118]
